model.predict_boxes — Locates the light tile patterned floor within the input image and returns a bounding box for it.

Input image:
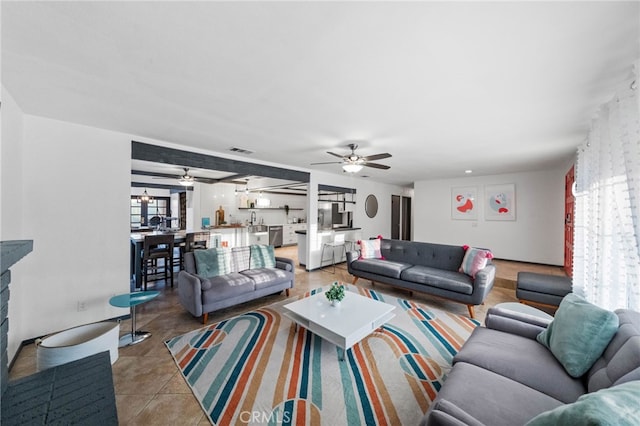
[9,246,565,424]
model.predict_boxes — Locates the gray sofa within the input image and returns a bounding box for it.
[178,251,294,323]
[347,239,496,318]
[421,306,640,426]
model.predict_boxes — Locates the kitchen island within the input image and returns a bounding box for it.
[295,227,362,269]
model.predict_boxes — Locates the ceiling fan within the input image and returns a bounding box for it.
[142,167,210,185]
[311,143,392,173]
[178,168,195,186]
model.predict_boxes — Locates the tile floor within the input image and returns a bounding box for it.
[9,246,565,425]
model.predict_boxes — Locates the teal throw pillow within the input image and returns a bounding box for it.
[250,245,276,269]
[193,247,231,278]
[536,293,619,378]
[525,380,640,426]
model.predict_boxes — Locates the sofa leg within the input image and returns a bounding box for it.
[467,305,476,319]
[202,313,208,324]
[285,289,290,297]
[352,276,359,285]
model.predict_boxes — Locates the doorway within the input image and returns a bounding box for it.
[391,195,412,240]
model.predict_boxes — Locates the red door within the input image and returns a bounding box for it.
[564,166,575,276]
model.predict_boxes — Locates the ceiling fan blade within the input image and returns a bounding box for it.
[326,151,345,159]
[311,161,344,165]
[362,153,392,161]
[363,162,391,170]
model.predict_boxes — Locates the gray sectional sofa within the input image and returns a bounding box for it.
[421,305,640,426]
[347,239,496,318]
[178,251,294,323]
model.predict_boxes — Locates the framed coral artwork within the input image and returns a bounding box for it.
[451,186,478,220]
[485,184,516,220]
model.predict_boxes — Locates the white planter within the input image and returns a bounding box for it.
[36,322,120,371]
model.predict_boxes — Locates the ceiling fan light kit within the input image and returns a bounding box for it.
[179,168,195,186]
[311,142,391,173]
[342,163,364,173]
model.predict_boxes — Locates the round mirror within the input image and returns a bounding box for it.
[365,194,378,218]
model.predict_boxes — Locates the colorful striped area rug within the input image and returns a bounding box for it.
[165,284,479,425]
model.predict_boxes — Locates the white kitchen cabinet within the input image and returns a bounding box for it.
[283,223,306,246]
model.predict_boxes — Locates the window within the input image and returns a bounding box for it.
[130,196,171,229]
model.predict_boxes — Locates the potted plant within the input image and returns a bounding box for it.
[325,282,345,307]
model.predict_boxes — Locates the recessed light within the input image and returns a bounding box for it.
[465,170,473,174]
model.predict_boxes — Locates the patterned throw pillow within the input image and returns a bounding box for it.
[249,245,276,269]
[359,238,382,259]
[193,247,231,278]
[230,246,251,272]
[459,246,493,278]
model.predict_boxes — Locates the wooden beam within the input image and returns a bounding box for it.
[132,141,310,183]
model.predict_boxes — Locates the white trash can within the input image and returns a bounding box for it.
[36,322,120,371]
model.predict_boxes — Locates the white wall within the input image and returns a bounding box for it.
[1,88,30,361]
[4,115,132,361]
[413,166,571,265]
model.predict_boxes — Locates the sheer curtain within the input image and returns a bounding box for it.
[573,63,640,312]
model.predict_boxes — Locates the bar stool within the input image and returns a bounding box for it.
[179,231,210,269]
[320,233,346,273]
[142,234,174,290]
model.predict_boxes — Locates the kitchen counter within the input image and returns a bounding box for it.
[294,227,361,235]
[296,228,363,269]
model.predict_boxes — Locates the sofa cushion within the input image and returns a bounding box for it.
[525,380,640,426]
[401,266,474,295]
[459,247,493,278]
[537,293,619,378]
[249,245,276,269]
[359,238,382,259]
[454,327,586,403]
[587,309,640,392]
[201,273,255,303]
[381,239,465,272]
[240,268,292,290]
[230,246,250,272]
[194,247,231,278]
[424,362,563,426]
[350,258,412,279]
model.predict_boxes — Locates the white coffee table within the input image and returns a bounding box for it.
[282,290,395,361]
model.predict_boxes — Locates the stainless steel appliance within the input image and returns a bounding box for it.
[269,225,283,247]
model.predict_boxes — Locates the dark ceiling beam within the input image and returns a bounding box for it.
[131,169,219,185]
[131,182,193,191]
[132,141,310,183]
[318,184,357,194]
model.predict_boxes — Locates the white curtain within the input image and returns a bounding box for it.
[573,63,640,312]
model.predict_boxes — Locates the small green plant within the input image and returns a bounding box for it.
[325,282,345,302]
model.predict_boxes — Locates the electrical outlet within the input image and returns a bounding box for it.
[77,301,87,312]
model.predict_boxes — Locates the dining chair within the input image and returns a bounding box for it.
[179,231,210,269]
[142,233,175,290]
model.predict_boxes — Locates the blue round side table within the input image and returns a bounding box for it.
[109,291,159,347]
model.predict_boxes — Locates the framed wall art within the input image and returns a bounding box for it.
[485,184,516,220]
[451,186,478,220]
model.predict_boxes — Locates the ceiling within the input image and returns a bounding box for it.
[3,2,639,186]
